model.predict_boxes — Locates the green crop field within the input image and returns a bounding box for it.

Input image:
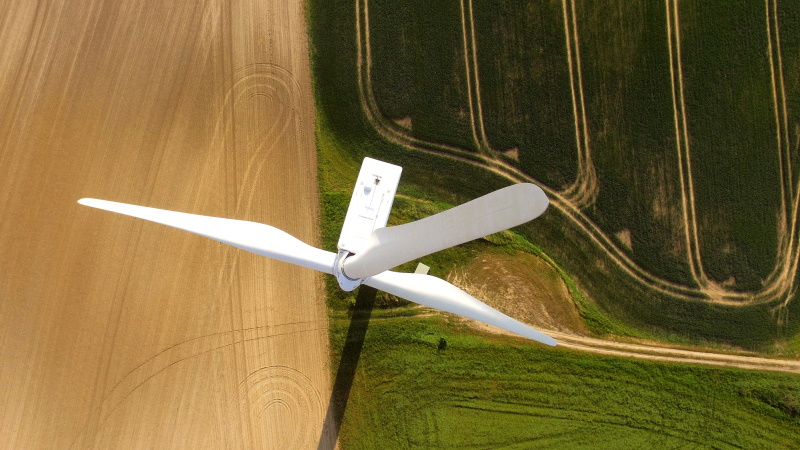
[310,1,800,348]
[568,0,694,286]
[679,1,781,290]
[309,0,800,446]
[368,0,476,151]
[355,0,800,296]
[471,0,578,188]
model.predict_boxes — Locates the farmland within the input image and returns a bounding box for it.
[0,0,332,447]
[471,0,578,188]
[679,1,781,290]
[309,0,800,446]
[311,0,800,348]
[368,1,476,150]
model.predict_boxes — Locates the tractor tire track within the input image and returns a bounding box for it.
[354,0,800,375]
[559,0,598,209]
[666,0,707,291]
[458,0,484,153]
[364,0,800,305]
[357,0,719,303]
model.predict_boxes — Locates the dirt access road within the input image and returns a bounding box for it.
[0,0,335,447]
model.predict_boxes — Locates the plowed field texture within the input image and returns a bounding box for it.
[1,0,334,448]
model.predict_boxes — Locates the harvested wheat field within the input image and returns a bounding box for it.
[0,0,335,448]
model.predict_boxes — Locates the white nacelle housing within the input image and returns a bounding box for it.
[337,157,402,255]
[334,157,402,291]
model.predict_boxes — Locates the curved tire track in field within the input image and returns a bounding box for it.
[457,0,598,208]
[458,0,485,153]
[212,63,303,216]
[357,0,720,303]
[357,0,800,307]
[666,0,708,291]
[355,0,800,374]
[763,0,800,315]
[558,0,598,209]
[68,323,324,448]
[667,0,800,304]
[226,366,326,449]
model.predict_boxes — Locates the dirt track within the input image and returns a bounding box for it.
[0,1,334,448]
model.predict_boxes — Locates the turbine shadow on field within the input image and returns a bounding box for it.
[318,286,377,449]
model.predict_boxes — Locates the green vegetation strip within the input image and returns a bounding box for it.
[332,318,800,448]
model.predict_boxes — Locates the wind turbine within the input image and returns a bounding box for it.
[79,158,556,346]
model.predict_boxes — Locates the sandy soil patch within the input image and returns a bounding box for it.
[448,249,590,335]
[615,229,633,250]
[503,147,519,161]
[0,0,333,448]
[392,115,412,130]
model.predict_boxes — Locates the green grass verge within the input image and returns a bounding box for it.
[333,317,800,449]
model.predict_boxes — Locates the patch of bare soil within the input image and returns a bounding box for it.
[0,1,333,448]
[503,147,519,161]
[615,229,632,250]
[447,250,590,335]
[393,116,412,130]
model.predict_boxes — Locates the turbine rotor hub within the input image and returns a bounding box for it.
[334,251,363,291]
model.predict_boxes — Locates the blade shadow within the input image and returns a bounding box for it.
[317,285,377,449]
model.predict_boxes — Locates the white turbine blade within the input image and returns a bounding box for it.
[78,199,336,274]
[343,183,548,280]
[365,271,557,346]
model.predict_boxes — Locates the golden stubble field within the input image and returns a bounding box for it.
[0,0,335,447]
